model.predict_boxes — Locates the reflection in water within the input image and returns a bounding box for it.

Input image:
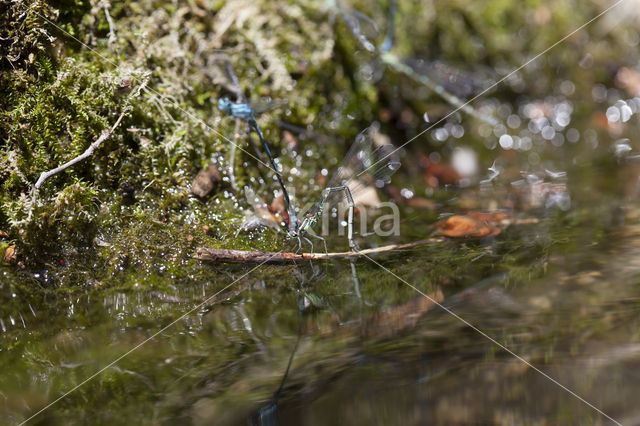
[3,202,640,424]
[3,166,640,425]
[251,295,304,426]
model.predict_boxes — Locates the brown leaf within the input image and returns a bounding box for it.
[407,196,435,210]
[385,186,434,210]
[0,230,8,238]
[592,111,623,134]
[191,163,221,198]
[283,130,298,148]
[466,211,509,223]
[3,245,16,263]
[434,215,501,238]
[419,154,460,187]
[616,67,640,97]
[269,193,286,214]
[350,184,381,208]
[268,193,290,227]
[241,206,282,231]
[315,170,326,188]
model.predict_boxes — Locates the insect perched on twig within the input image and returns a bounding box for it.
[289,124,401,252]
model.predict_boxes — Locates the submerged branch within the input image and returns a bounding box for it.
[34,108,130,189]
[196,237,445,265]
[197,217,539,265]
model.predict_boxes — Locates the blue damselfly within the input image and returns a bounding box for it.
[218,97,298,230]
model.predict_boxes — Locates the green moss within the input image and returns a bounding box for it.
[0,0,633,286]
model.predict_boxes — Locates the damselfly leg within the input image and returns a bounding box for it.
[322,185,360,251]
[290,125,400,252]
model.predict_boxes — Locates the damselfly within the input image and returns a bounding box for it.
[289,124,401,251]
[218,97,297,229]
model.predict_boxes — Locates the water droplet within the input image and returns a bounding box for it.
[452,147,478,176]
[555,112,571,127]
[606,106,621,122]
[400,188,414,199]
[433,128,449,142]
[451,124,465,138]
[592,84,607,102]
[566,128,580,143]
[560,80,575,96]
[541,126,556,140]
[621,105,633,122]
[499,134,514,150]
[507,114,521,129]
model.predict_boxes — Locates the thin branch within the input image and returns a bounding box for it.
[102,3,117,45]
[35,108,130,189]
[196,237,445,265]
[197,216,539,265]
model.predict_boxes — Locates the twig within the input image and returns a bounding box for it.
[35,108,130,189]
[102,2,117,45]
[196,237,445,265]
[197,216,539,265]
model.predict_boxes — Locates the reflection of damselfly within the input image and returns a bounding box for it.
[289,124,401,251]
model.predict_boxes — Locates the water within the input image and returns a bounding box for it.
[3,157,640,424]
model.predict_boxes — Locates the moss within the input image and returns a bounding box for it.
[0,0,633,286]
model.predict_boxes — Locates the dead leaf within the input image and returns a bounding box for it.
[191,163,221,198]
[270,193,286,214]
[3,245,16,263]
[283,130,298,148]
[241,204,283,231]
[268,193,290,227]
[350,184,381,208]
[315,171,326,188]
[419,154,460,187]
[407,196,435,210]
[384,186,434,210]
[592,111,623,134]
[434,215,501,238]
[616,67,640,96]
[466,211,509,223]
[0,230,8,238]
[534,5,551,24]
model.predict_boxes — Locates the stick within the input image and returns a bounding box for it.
[196,237,445,264]
[35,108,129,189]
[196,217,539,265]
[102,2,117,45]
